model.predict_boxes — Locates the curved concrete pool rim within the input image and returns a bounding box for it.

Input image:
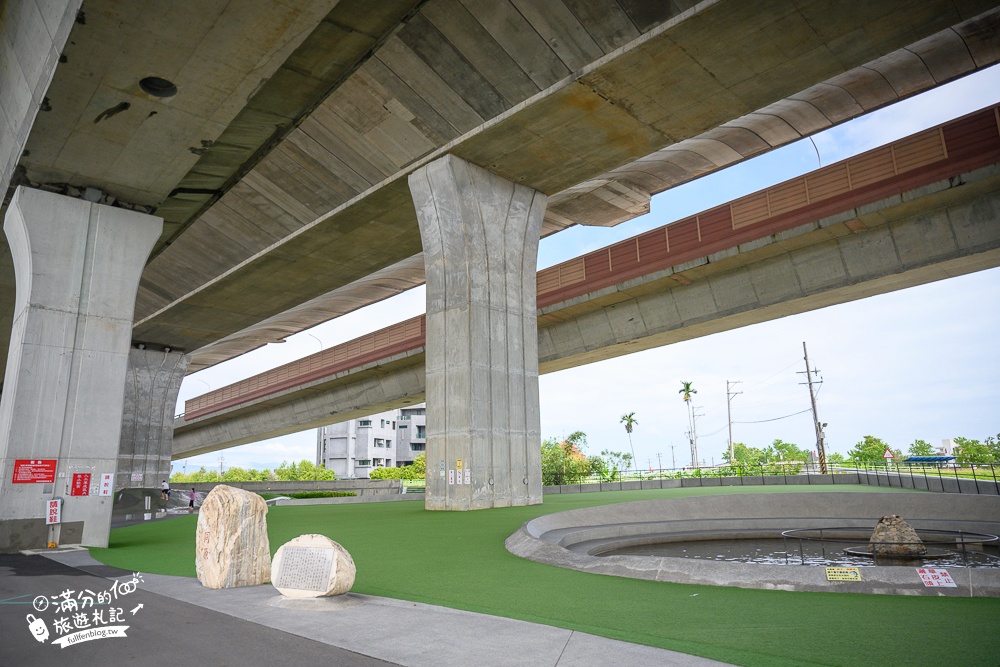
[505,492,1000,597]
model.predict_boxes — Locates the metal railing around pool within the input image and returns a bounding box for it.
[778,527,1000,568]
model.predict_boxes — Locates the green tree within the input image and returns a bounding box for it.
[983,434,1000,462]
[597,449,633,481]
[221,466,255,482]
[848,436,900,463]
[907,439,935,457]
[541,433,594,485]
[541,438,568,485]
[827,452,846,465]
[954,437,992,464]
[723,442,766,465]
[171,461,333,483]
[371,453,428,480]
[274,460,299,480]
[171,466,221,483]
[273,460,336,481]
[619,413,637,468]
[410,453,427,476]
[771,439,810,462]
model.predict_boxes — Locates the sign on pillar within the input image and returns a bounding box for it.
[0,187,162,550]
[11,459,57,483]
[70,473,92,496]
[99,473,113,497]
[45,499,61,525]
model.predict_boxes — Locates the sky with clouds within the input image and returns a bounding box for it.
[172,65,1000,475]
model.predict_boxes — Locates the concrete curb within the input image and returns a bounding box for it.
[507,492,1000,597]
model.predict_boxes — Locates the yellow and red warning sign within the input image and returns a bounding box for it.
[825,567,862,581]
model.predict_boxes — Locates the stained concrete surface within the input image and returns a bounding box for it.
[0,553,393,667]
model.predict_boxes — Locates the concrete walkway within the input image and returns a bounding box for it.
[3,549,731,667]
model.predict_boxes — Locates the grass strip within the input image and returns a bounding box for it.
[90,486,1000,666]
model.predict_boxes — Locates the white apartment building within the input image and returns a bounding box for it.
[395,404,426,463]
[316,403,426,478]
[937,438,957,456]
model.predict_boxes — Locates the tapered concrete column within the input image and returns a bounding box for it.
[117,347,190,490]
[409,155,546,510]
[0,187,160,550]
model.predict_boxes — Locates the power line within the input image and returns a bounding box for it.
[738,395,808,410]
[742,358,802,391]
[733,408,812,424]
[699,423,730,438]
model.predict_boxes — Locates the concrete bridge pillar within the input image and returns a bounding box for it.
[409,155,546,510]
[0,187,160,550]
[117,347,189,491]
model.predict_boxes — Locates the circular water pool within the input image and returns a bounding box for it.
[505,491,1000,596]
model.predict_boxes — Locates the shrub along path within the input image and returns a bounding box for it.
[90,486,1000,667]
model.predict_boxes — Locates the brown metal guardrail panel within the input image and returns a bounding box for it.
[536,103,1000,308]
[185,314,425,419]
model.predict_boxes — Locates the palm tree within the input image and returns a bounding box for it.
[678,381,697,402]
[620,413,637,471]
[679,381,699,467]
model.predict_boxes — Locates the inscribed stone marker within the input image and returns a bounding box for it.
[195,485,271,589]
[271,534,356,598]
[274,547,334,592]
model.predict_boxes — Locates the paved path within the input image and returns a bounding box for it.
[0,549,731,667]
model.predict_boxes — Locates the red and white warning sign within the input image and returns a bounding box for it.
[70,472,92,496]
[917,568,957,587]
[882,448,894,459]
[11,459,57,483]
[45,498,62,525]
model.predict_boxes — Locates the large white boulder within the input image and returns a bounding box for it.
[271,533,356,598]
[196,485,271,588]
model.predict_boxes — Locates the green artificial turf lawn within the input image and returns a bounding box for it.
[90,486,1000,666]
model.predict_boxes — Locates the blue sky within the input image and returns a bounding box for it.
[172,65,1000,475]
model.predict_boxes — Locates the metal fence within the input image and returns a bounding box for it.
[542,462,1000,496]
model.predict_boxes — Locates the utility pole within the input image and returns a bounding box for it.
[219,455,225,478]
[726,380,742,464]
[670,445,675,469]
[800,342,828,474]
[691,406,704,468]
[656,452,662,471]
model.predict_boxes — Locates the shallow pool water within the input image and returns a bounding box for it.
[598,537,1000,568]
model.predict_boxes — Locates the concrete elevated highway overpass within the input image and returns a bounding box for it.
[173,105,1000,456]
[2,0,999,547]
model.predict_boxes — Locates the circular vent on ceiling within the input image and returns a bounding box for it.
[139,77,177,98]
